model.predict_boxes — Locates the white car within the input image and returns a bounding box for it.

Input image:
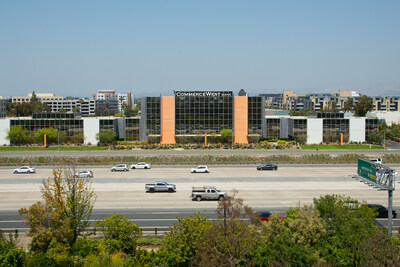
[130,162,151,169]
[13,166,36,174]
[191,166,210,173]
[76,170,93,178]
[370,158,382,165]
[110,164,129,172]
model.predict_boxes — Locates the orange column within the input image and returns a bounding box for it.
[234,96,248,144]
[161,96,176,144]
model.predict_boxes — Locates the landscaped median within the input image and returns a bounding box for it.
[300,144,384,149]
[0,153,398,166]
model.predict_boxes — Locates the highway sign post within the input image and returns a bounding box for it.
[353,159,396,234]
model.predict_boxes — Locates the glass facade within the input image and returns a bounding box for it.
[248,97,263,135]
[146,97,161,136]
[365,118,379,140]
[10,118,84,144]
[265,118,281,139]
[323,119,349,143]
[308,112,344,118]
[175,91,233,135]
[292,119,307,142]
[32,113,77,119]
[125,118,140,141]
[99,119,115,132]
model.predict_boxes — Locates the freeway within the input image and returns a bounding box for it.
[0,165,399,231]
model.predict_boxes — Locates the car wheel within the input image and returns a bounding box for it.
[193,170,196,173]
[219,195,224,201]
[132,167,135,169]
[125,169,128,172]
[150,188,154,193]
[27,170,31,173]
[144,166,148,169]
[196,196,202,201]
[168,188,174,192]
[13,171,17,174]
[205,170,209,173]
[275,167,278,170]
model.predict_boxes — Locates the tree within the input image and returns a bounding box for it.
[95,103,116,116]
[367,131,383,145]
[158,212,212,266]
[255,206,326,266]
[0,231,26,266]
[238,89,247,96]
[193,190,259,266]
[31,101,50,114]
[72,106,80,113]
[354,95,373,117]
[96,130,117,145]
[96,213,141,254]
[343,97,354,111]
[15,102,32,116]
[58,108,67,113]
[289,109,312,116]
[30,91,39,103]
[358,227,400,265]
[313,195,378,265]
[220,129,233,143]
[7,125,31,145]
[19,167,96,252]
[35,127,59,144]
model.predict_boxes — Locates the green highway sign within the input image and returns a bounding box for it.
[357,159,377,181]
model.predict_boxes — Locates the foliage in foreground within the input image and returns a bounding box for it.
[5,183,400,266]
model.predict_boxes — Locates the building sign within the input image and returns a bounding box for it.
[174,91,233,97]
[357,158,377,181]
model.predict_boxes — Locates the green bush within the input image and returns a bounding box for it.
[7,126,32,145]
[71,238,100,258]
[96,131,117,145]
[96,213,141,254]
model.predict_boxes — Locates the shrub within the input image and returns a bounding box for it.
[96,131,117,145]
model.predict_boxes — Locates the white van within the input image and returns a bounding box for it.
[370,158,382,165]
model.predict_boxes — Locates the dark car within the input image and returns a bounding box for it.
[257,211,285,221]
[257,164,278,171]
[367,204,397,218]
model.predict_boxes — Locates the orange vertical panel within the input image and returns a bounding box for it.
[234,96,248,144]
[161,96,176,144]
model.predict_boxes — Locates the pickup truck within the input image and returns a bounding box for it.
[145,181,176,193]
[191,186,227,201]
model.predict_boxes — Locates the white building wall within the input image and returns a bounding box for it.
[349,118,365,142]
[0,119,10,145]
[306,118,323,144]
[368,111,400,126]
[83,118,100,145]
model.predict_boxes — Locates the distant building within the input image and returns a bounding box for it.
[0,99,6,118]
[93,90,134,112]
[42,98,96,116]
[12,93,63,103]
[260,90,400,112]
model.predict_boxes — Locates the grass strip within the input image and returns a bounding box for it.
[0,153,398,165]
[300,144,384,149]
[0,146,109,151]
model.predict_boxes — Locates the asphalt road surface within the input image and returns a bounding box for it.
[1,165,399,231]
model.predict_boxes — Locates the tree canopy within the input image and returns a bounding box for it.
[19,167,96,252]
[354,94,373,117]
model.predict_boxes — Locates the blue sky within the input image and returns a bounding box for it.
[0,1,399,97]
